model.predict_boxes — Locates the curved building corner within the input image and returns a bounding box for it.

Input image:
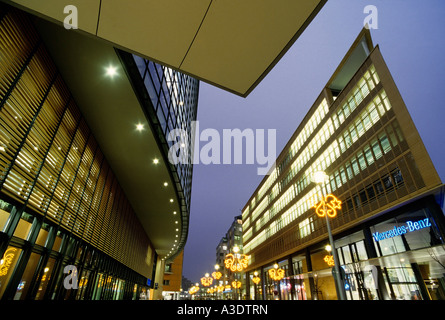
[0,3,198,300]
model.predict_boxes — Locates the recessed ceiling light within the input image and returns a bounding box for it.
[173,211,177,215]
[176,229,179,232]
[153,158,159,164]
[164,182,168,187]
[170,199,174,203]
[175,221,178,224]
[136,123,144,131]
[105,65,117,78]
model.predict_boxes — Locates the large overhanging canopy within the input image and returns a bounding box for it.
[6,0,326,97]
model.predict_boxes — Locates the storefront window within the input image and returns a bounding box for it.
[0,246,22,299]
[384,266,422,300]
[292,255,306,275]
[263,262,289,300]
[290,274,308,300]
[362,266,380,300]
[311,269,337,300]
[14,252,41,299]
[311,246,334,271]
[76,269,91,300]
[92,273,104,300]
[337,240,368,265]
[279,278,293,300]
[133,284,138,300]
[371,209,439,257]
[403,210,440,250]
[113,279,124,300]
[35,257,56,300]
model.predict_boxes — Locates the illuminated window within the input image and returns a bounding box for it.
[245,66,385,251]
[299,217,314,239]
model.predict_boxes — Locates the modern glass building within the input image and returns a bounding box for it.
[0,4,198,300]
[242,29,445,300]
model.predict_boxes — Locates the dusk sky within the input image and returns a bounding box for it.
[182,0,445,283]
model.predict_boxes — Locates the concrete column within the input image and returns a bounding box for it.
[152,259,165,300]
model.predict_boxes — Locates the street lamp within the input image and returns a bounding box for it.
[212,264,222,280]
[212,264,222,300]
[224,246,248,300]
[312,171,347,300]
[201,273,213,287]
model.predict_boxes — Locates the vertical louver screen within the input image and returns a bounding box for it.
[0,7,153,278]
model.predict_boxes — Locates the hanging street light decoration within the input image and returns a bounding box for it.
[252,271,261,285]
[224,246,249,272]
[324,255,335,266]
[313,194,342,218]
[188,285,199,295]
[268,264,285,281]
[232,280,242,289]
[201,273,213,287]
[212,264,222,280]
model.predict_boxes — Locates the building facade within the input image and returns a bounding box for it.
[215,215,243,299]
[242,29,445,300]
[0,4,198,300]
[162,251,184,300]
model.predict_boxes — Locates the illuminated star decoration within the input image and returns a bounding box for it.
[313,194,342,218]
